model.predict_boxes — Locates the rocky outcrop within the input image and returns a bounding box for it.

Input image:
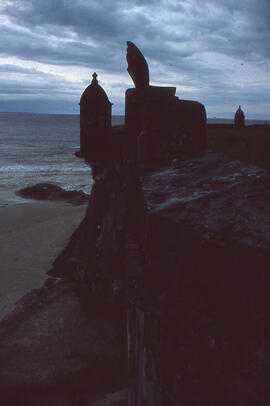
[126,153,270,406]
[16,183,89,206]
[47,152,270,405]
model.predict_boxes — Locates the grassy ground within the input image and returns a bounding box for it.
[207,125,270,170]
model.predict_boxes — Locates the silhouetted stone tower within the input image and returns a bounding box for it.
[125,41,206,163]
[234,105,245,129]
[79,72,112,156]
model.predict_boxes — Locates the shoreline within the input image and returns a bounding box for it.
[0,197,127,405]
[0,200,87,320]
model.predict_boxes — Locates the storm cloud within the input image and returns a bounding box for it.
[0,0,269,117]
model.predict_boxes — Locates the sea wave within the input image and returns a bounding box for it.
[0,113,93,204]
[0,164,90,173]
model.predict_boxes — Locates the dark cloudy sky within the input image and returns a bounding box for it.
[0,0,269,118]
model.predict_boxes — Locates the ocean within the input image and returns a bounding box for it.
[0,113,124,207]
[0,112,89,206]
[0,113,269,207]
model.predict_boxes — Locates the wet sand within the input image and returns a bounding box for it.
[0,201,87,320]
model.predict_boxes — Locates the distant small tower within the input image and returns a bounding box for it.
[79,72,112,155]
[234,105,245,129]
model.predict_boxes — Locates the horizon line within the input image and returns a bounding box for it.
[0,111,269,121]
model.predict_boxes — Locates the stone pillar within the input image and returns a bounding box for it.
[125,86,177,162]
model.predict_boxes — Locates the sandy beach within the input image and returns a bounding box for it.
[0,200,127,405]
[0,201,87,320]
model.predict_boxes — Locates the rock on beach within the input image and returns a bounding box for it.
[16,182,89,206]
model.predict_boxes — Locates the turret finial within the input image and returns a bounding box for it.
[92,72,98,84]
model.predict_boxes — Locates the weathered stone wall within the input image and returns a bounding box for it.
[126,153,270,406]
[125,88,207,163]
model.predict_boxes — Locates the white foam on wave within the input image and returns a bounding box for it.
[0,164,90,173]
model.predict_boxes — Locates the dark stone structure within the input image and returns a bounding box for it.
[50,41,270,406]
[234,105,245,129]
[125,41,207,163]
[51,153,270,406]
[79,73,112,156]
[78,43,206,165]
[126,41,150,88]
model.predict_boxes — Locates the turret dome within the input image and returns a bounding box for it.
[79,72,112,156]
[80,72,111,106]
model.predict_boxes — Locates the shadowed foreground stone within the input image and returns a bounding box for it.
[91,388,128,405]
[47,152,270,404]
[126,152,270,406]
[0,278,127,405]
